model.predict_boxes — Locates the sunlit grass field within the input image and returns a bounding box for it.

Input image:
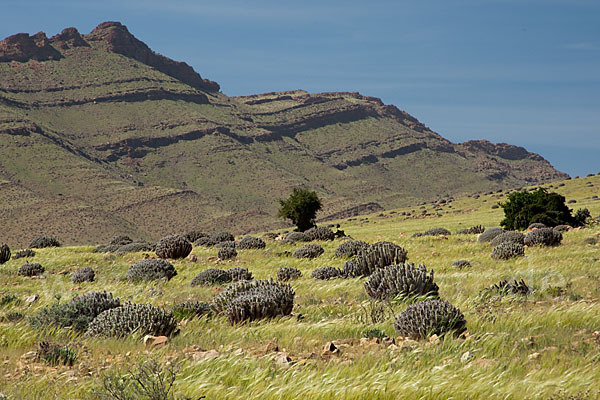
[0,175,599,399]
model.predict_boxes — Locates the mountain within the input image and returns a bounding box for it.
[0,22,568,247]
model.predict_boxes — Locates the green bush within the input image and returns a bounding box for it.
[500,188,578,230]
[278,188,322,232]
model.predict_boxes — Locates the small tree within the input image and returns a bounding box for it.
[500,188,578,230]
[278,188,322,231]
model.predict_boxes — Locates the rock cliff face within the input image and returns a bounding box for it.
[0,22,569,246]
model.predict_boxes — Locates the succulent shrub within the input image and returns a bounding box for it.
[12,249,35,259]
[304,226,335,241]
[36,342,77,366]
[491,242,525,260]
[86,302,179,338]
[489,279,531,295]
[18,262,44,277]
[108,235,133,246]
[523,228,562,247]
[236,236,266,250]
[29,236,61,248]
[393,299,467,340]
[71,266,95,283]
[211,279,295,324]
[94,244,121,253]
[477,227,505,243]
[211,232,235,244]
[553,224,571,232]
[155,235,192,259]
[276,266,302,281]
[421,227,452,237]
[311,266,343,280]
[172,300,212,320]
[227,267,253,282]
[0,244,10,264]
[194,236,217,247]
[334,240,370,258]
[364,263,439,301]
[342,242,408,278]
[527,222,547,230]
[456,225,485,235]
[190,268,232,286]
[115,242,154,255]
[574,208,591,226]
[218,246,237,260]
[126,259,177,282]
[490,231,525,247]
[451,259,471,269]
[185,230,208,243]
[292,243,324,259]
[583,237,598,245]
[284,231,311,243]
[30,291,121,332]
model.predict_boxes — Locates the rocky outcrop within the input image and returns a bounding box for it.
[50,27,89,49]
[85,22,219,92]
[461,140,534,161]
[0,32,62,62]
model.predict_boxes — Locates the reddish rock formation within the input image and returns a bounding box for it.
[84,22,219,92]
[50,27,89,49]
[0,32,62,62]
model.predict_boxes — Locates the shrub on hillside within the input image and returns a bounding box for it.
[185,230,208,243]
[477,227,505,243]
[451,259,471,269]
[126,259,177,282]
[413,227,451,238]
[218,246,237,260]
[71,266,95,283]
[86,302,178,338]
[0,244,10,264]
[393,299,467,340]
[305,226,335,241]
[227,267,253,282]
[311,266,343,280]
[108,235,133,246]
[29,236,60,249]
[491,242,525,260]
[18,263,44,277]
[500,188,580,230]
[342,242,408,278]
[172,300,212,320]
[115,242,154,255]
[276,266,302,281]
[190,268,232,286]
[236,236,266,250]
[334,240,370,258]
[292,243,324,259]
[490,231,525,247]
[523,228,562,247]
[278,188,322,231]
[12,249,35,259]
[284,231,311,243]
[364,263,439,301]
[155,235,192,259]
[488,279,531,295]
[456,225,485,235]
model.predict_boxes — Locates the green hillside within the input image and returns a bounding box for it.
[0,22,569,247]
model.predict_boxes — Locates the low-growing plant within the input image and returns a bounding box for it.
[71,266,95,283]
[342,242,408,278]
[364,263,439,301]
[524,228,562,247]
[126,259,177,282]
[292,243,324,259]
[218,246,237,260]
[155,235,192,259]
[172,300,212,320]
[236,235,266,250]
[29,236,61,248]
[491,242,525,260]
[12,248,35,259]
[17,263,44,277]
[36,341,77,366]
[477,227,505,243]
[393,299,467,340]
[333,240,370,258]
[276,266,302,281]
[190,268,232,286]
[304,226,335,241]
[311,266,343,280]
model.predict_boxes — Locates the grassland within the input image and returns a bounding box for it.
[0,175,599,399]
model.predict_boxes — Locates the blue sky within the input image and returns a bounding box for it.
[2,0,599,176]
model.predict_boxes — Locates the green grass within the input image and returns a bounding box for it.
[0,176,599,399]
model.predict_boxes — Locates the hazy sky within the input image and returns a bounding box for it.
[2,0,599,176]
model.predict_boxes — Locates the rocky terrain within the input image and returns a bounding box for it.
[0,22,568,247]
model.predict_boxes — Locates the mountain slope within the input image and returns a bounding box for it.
[0,22,568,247]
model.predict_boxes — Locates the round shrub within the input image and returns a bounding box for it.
[451,259,471,269]
[0,244,10,264]
[12,249,35,259]
[393,299,467,340]
[218,247,237,260]
[216,240,236,249]
[211,232,235,243]
[236,236,266,250]
[194,236,217,247]
[364,263,439,301]
[211,279,295,324]
[86,302,178,338]
[422,227,451,237]
[477,227,505,243]
[185,231,208,243]
[553,225,571,232]
[108,235,133,246]
[527,222,547,230]
[490,231,525,247]
[155,235,192,259]
[18,263,44,276]
[523,228,562,247]
[94,244,121,253]
[311,266,343,280]
[293,243,324,259]
[190,268,232,286]
[284,231,311,243]
[126,259,177,282]
[29,236,60,249]
[172,300,212,320]
[304,226,335,241]
[488,279,531,295]
[276,266,302,281]
[115,242,154,255]
[71,266,95,283]
[334,240,370,258]
[227,267,253,282]
[491,242,525,260]
[342,242,408,278]
[30,291,120,332]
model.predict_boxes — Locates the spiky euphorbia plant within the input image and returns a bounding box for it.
[393,299,466,340]
[154,234,192,259]
[364,263,439,301]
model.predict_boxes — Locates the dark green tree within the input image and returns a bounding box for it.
[278,188,322,231]
[499,188,579,230]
